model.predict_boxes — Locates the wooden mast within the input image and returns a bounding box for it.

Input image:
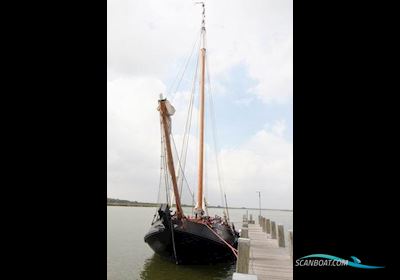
[195,3,206,215]
[158,98,183,219]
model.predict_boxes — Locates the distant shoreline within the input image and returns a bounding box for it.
[107,202,293,212]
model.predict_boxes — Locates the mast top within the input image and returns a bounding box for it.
[195,2,206,48]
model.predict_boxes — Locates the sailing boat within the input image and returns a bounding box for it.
[144,3,239,264]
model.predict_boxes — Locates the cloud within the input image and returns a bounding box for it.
[205,120,293,209]
[107,0,293,104]
[107,0,293,209]
[107,77,165,199]
[107,0,201,79]
[234,97,254,106]
[107,76,200,203]
[206,0,293,104]
[107,77,292,210]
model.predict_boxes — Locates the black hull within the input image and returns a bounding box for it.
[144,205,238,264]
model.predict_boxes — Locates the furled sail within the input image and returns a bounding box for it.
[165,100,175,116]
[158,98,175,134]
[164,100,175,134]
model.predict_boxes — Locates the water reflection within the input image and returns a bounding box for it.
[140,254,235,280]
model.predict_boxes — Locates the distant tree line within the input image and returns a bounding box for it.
[107,198,137,204]
[106,198,292,211]
[107,198,159,207]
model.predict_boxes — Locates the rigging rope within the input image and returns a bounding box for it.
[158,27,204,215]
[171,135,195,204]
[160,8,229,219]
[157,116,163,203]
[177,37,201,198]
[201,222,238,258]
[166,29,202,96]
[154,116,165,222]
[204,33,227,214]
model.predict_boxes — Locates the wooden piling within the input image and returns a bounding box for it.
[266,218,271,234]
[278,224,285,247]
[236,238,251,274]
[271,221,277,239]
[288,230,293,260]
[261,217,266,232]
[241,228,249,238]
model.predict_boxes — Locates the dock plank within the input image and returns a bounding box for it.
[247,223,293,280]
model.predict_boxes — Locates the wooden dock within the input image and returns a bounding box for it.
[247,223,292,280]
[233,216,293,280]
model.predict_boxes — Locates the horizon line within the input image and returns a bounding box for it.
[107,197,293,211]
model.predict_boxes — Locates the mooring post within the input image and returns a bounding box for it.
[261,217,266,232]
[263,218,267,232]
[288,230,293,260]
[242,222,248,229]
[278,224,285,247]
[249,214,253,224]
[266,218,271,234]
[236,238,251,274]
[271,221,277,239]
[241,228,249,238]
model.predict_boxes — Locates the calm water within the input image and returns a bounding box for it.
[107,206,293,280]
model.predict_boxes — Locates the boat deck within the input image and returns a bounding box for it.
[247,223,293,280]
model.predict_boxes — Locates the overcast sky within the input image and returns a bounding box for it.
[107,0,293,210]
